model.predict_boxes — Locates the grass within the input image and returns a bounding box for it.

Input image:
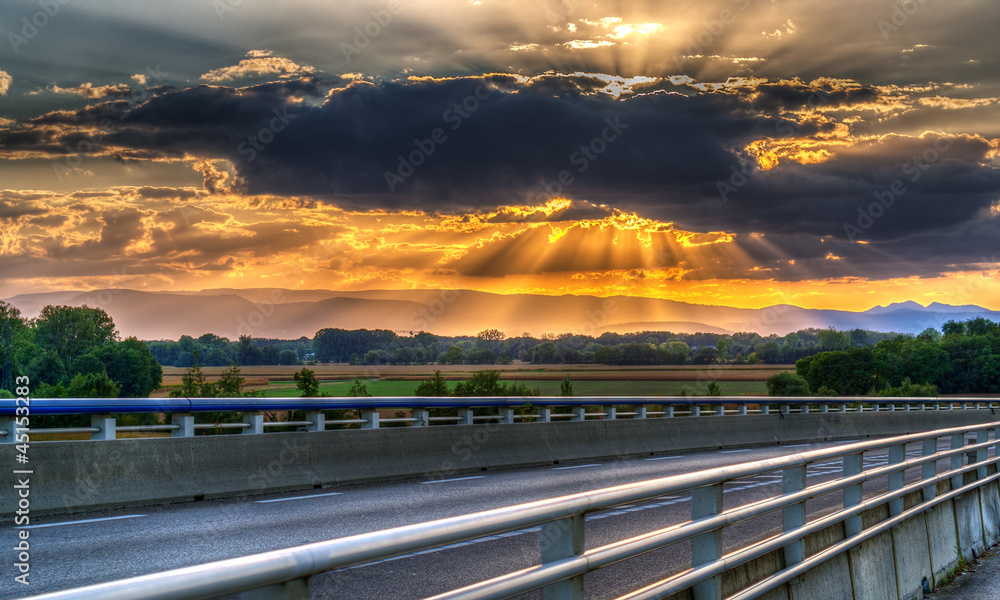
[260,379,767,397]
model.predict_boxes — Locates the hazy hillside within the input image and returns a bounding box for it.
[4,288,999,340]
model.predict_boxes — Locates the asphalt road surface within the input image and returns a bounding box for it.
[2,438,977,600]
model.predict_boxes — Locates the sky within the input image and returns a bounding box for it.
[0,0,998,311]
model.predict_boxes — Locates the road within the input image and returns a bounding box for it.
[2,439,974,599]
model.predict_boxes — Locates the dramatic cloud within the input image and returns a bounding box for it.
[200,50,318,83]
[0,0,998,311]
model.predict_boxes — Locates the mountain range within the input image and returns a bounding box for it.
[3,289,999,340]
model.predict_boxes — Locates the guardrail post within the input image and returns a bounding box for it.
[361,409,380,429]
[171,413,194,437]
[737,404,747,416]
[820,403,828,413]
[306,411,324,432]
[636,406,647,419]
[692,484,723,600]
[540,408,551,423]
[540,515,584,600]
[837,403,847,413]
[888,444,905,516]
[1,417,16,444]
[571,407,586,421]
[413,409,430,427]
[714,404,725,417]
[844,453,863,537]
[90,414,116,440]
[606,406,616,420]
[976,429,989,481]
[499,408,514,424]
[244,413,263,434]
[665,405,675,418]
[950,434,964,491]
[780,404,790,415]
[692,405,701,417]
[458,408,474,425]
[890,402,898,412]
[761,404,770,415]
[239,578,309,599]
[783,466,807,567]
[922,438,938,502]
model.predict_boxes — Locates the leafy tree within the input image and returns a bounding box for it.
[294,367,320,397]
[454,370,505,396]
[706,380,722,396]
[466,348,497,364]
[560,375,574,396]
[347,380,371,397]
[817,329,850,352]
[691,346,718,365]
[27,349,67,386]
[90,337,162,397]
[715,339,729,363]
[33,305,118,373]
[531,341,560,364]
[443,345,466,365]
[170,364,215,398]
[215,365,248,396]
[278,349,300,365]
[766,372,811,396]
[67,372,121,398]
[415,370,451,396]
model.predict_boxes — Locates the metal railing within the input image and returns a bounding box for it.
[19,420,1000,600]
[2,396,997,441]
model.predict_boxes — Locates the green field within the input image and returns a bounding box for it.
[261,379,767,397]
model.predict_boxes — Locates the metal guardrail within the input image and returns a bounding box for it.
[18,420,1000,600]
[2,396,998,441]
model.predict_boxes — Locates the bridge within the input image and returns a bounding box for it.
[2,397,999,599]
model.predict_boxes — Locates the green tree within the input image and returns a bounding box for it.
[170,364,216,398]
[454,370,505,396]
[215,365,248,396]
[348,380,372,397]
[443,345,466,365]
[766,372,811,396]
[531,341,560,364]
[66,372,121,398]
[415,370,451,396]
[706,380,722,396]
[293,367,320,397]
[560,375,574,396]
[715,339,729,363]
[89,337,163,397]
[33,305,118,373]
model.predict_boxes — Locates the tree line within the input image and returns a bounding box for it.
[766,317,1000,396]
[0,302,162,399]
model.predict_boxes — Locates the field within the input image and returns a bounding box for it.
[159,363,787,397]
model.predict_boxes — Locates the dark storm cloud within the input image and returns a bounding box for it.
[2,74,999,284]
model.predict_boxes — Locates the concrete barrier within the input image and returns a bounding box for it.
[2,410,998,515]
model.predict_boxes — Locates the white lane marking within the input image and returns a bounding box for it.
[256,492,344,503]
[19,515,146,530]
[421,476,487,485]
[553,464,601,470]
[784,444,810,448]
[644,456,682,461]
[720,449,751,454]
